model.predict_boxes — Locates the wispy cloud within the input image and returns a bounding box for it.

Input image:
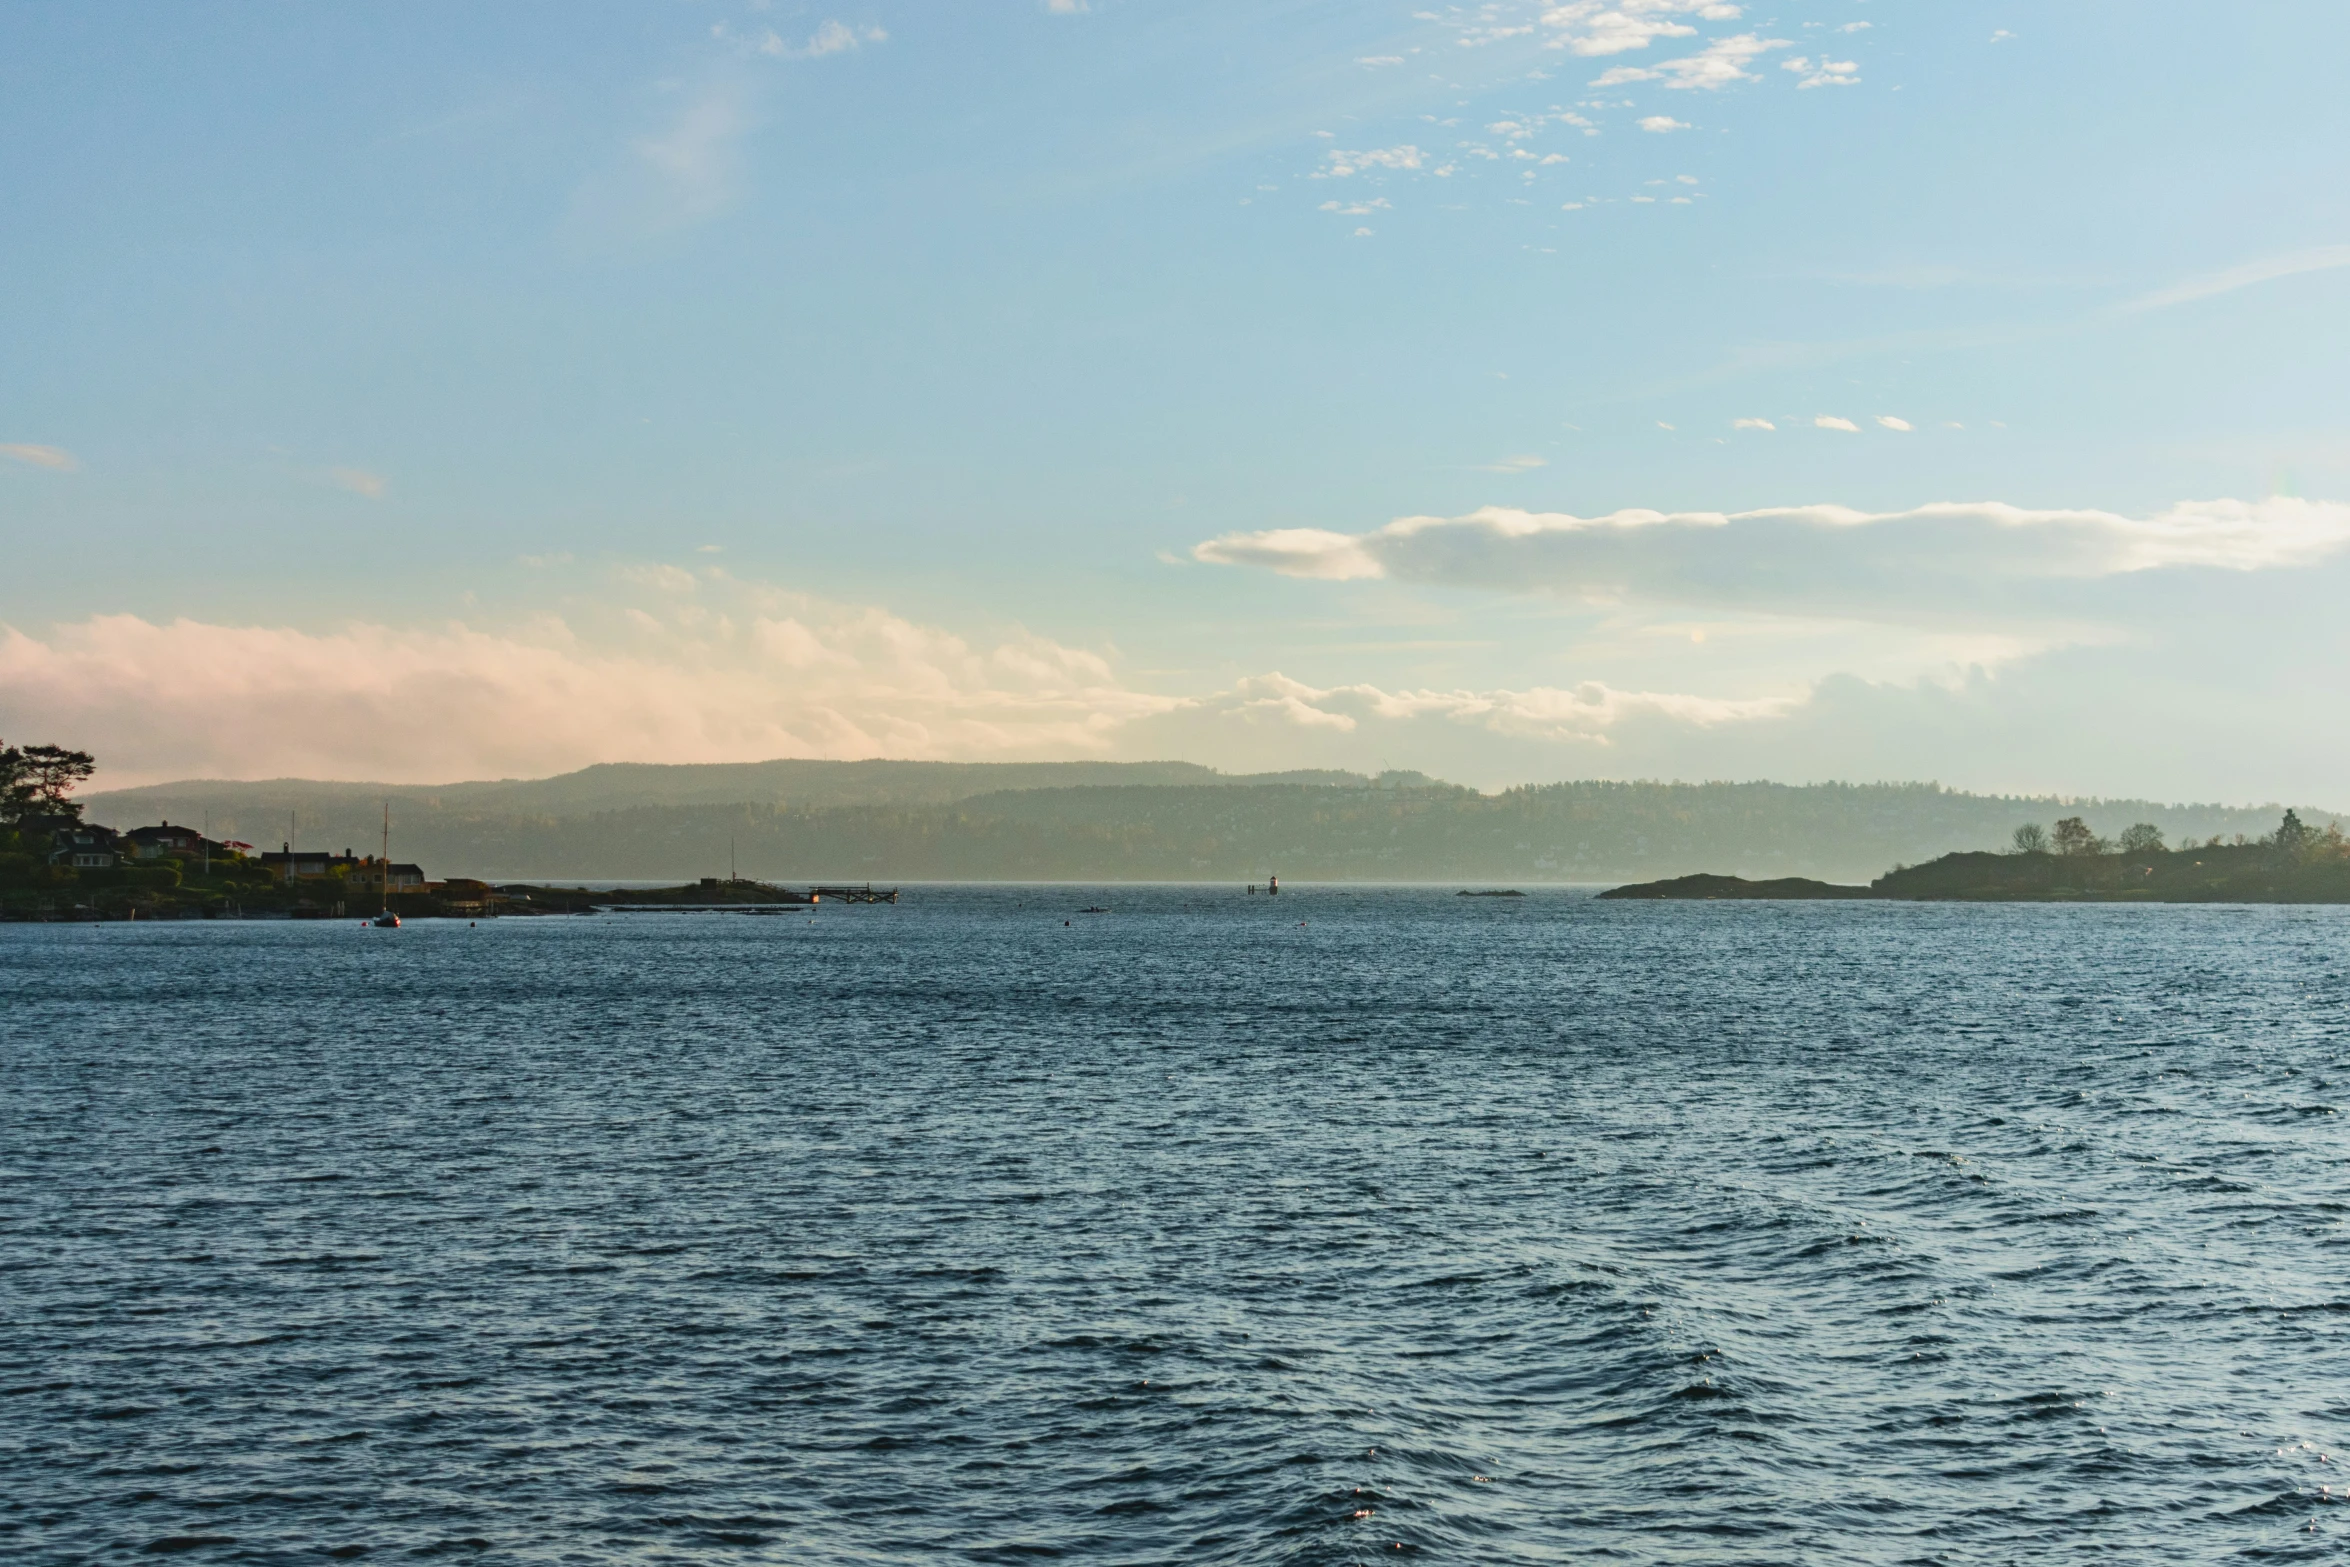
[572,81,759,237]
[1815,415,1860,432]
[1732,417,1774,431]
[1478,454,1549,473]
[330,467,389,498]
[2122,245,2350,313]
[1874,415,1913,432]
[709,15,883,57]
[637,85,754,224]
[1637,115,1689,132]
[747,20,889,59]
[1,443,78,472]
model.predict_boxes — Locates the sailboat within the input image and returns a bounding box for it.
[370,803,401,927]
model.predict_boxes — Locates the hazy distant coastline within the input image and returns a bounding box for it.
[83,759,2343,885]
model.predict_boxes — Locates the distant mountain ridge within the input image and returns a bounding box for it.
[82,761,2342,883]
[89,758,1371,821]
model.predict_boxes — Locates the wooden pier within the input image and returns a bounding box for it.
[813,884,900,904]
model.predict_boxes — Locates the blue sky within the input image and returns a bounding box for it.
[5,1,2349,797]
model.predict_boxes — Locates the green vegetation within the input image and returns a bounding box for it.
[1605,812,2350,903]
[2,737,298,919]
[1,739,95,823]
[1872,810,2350,902]
[1,828,302,920]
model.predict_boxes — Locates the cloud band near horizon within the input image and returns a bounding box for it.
[1191,498,2350,625]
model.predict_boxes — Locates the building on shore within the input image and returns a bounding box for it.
[121,822,244,862]
[40,819,121,869]
[256,845,424,887]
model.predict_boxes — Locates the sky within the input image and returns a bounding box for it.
[4,1,2349,799]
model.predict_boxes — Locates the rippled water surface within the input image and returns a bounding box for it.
[6,888,2350,1564]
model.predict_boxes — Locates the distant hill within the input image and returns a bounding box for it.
[82,762,2342,883]
[83,759,1372,854]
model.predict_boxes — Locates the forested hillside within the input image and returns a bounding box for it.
[84,764,2339,882]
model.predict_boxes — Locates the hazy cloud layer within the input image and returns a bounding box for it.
[1,574,1803,787]
[13,574,2349,802]
[0,582,1170,787]
[1170,671,1788,741]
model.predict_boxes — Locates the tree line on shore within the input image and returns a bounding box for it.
[2008,810,2346,862]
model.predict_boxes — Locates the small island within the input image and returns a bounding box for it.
[1601,813,2350,904]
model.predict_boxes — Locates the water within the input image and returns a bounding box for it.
[4,888,2348,1564]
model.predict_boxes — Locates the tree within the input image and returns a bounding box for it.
[0,741,95,824]
[2116,823,2166,854]
[2052,816,2101,856]
[0,744,31,824]
[2011,823,2049,854]
[2275,809,2310,856]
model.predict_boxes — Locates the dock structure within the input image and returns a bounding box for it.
[591,901,815,913]
[813,884,899,904]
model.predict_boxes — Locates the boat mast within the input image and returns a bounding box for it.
[381,802,390,915]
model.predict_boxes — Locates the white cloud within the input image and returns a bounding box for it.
[1875,415,1913,432]
[1732,417,1774,430]
[1604,32,1789,89]
[1192,500,2350,627]
[330,467,389,498]
[1479,454,1550,473]
[1815,415,1860,432]
[1,443,78,472]
[1319,144,1425,177]
[2122,245,2350,313]
[1047,0,1089,12]
[1638,115,1689,132]
[1357,54,1405,65]
[1835,21,1870,32]
[1990,29,2015,43]
[1783,54,1858,87]
[1538,1,1742,59]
